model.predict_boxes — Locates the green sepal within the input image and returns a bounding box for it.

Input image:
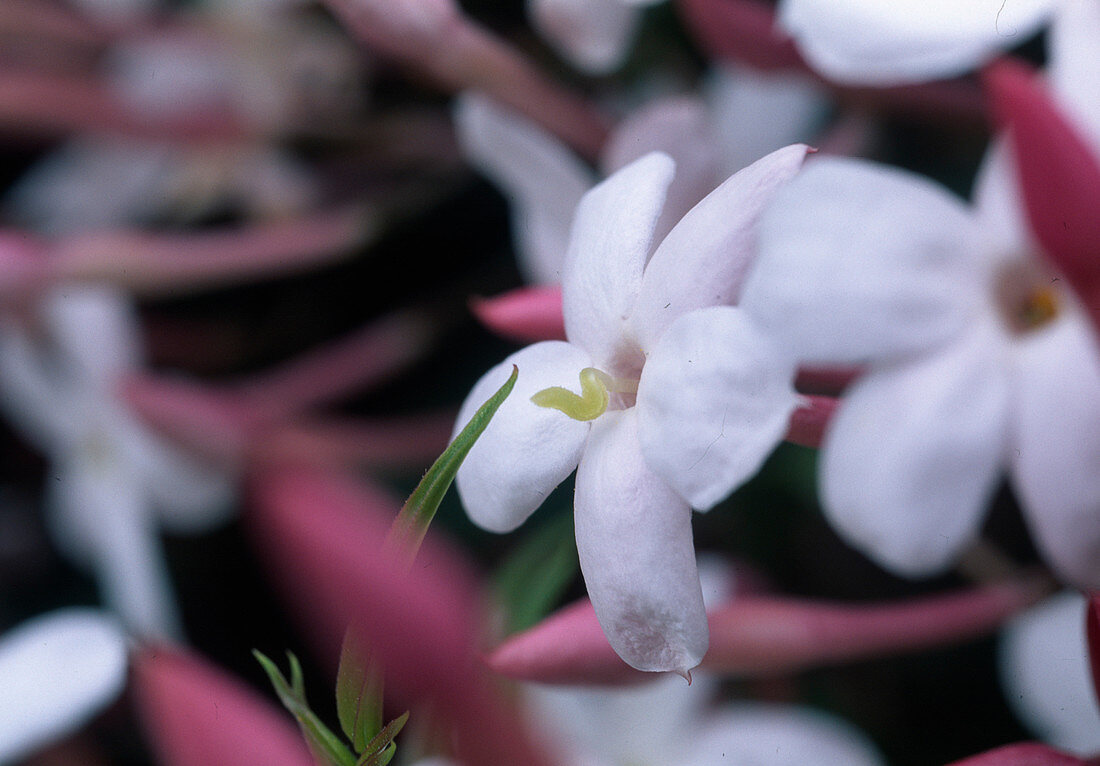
[354,712,409,766]
[253,650,357,766]
[388,364,518,556]
[336,629,384,753]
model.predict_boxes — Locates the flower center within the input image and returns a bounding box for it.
[994,260,1062,334]
[531,367,639,421]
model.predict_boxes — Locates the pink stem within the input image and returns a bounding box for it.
[51,208,371,297]
[232,308,439,416]
[260,412,456,469]
[0,68,249,142]
[321,0,609,161]
[1087,594,1100,705]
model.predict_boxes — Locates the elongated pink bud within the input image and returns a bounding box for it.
[133,647,313,766]
[784,394,837,448]
[470,286,566,343]
[1087,593,1100,704]
[247,467,553,766]
[490,577,1048,684]
[985,58,1100,336]
[945,742,1091,766]
[53,208,371,298]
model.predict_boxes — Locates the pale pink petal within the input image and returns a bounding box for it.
[121,421,236,533]
[743,157,977,366]
[704,63,828,175]
[684,704,886,766]
[637,306,799,510]
[0,609,127,765]
[470,286,566,343]
[529,0,641,74]
[48,454,183,640]
[821,326,1011,578]
[631,144,807,351]
[454,93,593,284]
[563,152,673,369]
[454,341,591,532]
[600,96,721,245]
[133,648,313,766]
[1049,0,1100,149]
[574,410,708,674]
[972,139,1034,265]
[0,324,82,451]
[41,284,142,390]
[778,0,1057,85]
[1009,313,1100,590]
[1000,592,1100,755]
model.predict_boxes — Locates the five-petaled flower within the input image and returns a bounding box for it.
[453,146,808,675]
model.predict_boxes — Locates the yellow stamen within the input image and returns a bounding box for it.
[531,367,614,421]
[1018,286,1060,329]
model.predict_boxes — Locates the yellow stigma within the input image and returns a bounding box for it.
[531,367,614,421]
[1017,285,1060,330]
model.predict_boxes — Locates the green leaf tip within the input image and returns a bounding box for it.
[336,629,384,754]
[388,364,518,556]
[253,649,357,766]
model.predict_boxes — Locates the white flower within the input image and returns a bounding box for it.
[454,67,827,285]
[0,285,234,639]
[741,2,1100,587]
[453,146,807,673]
[528,0,664,74]
[999,591,1100,755]
[777,0,1061,85]
[0,609,128,765]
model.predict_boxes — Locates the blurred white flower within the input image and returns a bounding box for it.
[454,65,826,284]
[741,3,1100,588]
[0,608,128,765]
[777,0,1061,85]
[453,147,807,674]
[1000,591,1100,755]
[0,285,234,639]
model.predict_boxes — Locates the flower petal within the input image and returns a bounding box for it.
[41,283,142,390]
[0,609,127,765]
[47,453,183,639]
[122,419,236,532]
[454,341,592,533]
[573,409,708,674]
[637,306,799,510]
[528,0,641,74]
[999,592,1100,755]
[778,0,1057,85]
[0,324,82,451]
[524,673,717,765]
[563,152,674,368]
[742,156,977,366]
[1009,313,1100,589]
[684,703,886,766]
[454,93,593,284]
[630,144,808,350]
[1049,0,1100,149]
[600,96,721,246]
[821,326,1010,577]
